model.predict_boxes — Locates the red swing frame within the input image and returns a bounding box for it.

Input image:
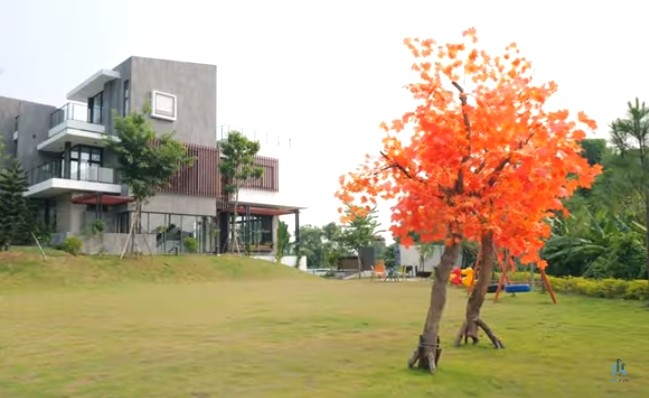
[492,246,557,304]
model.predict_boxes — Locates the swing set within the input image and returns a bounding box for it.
[466,242,557,304]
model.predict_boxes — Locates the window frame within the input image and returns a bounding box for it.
[123,80,130,116]
[150,90,177,121]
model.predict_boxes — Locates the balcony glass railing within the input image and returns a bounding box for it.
[27,160,116,186]
[49,102,92,129]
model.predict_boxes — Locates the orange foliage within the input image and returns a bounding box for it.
[335,28,602,264]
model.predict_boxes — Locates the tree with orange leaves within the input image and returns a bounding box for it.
[335,28,601,373]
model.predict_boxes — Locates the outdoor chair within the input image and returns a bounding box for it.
[371,264,387,280]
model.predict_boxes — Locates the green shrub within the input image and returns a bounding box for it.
[58,236,83,256]
[493,271,541,282]
[582,234,646,280]
[624,280,649,300]
[574,278,600,297]
[90,219,105,234]
[599,278,628,298]
[183,236,199,253]
[32,223,54,246]
[546,275,648,300]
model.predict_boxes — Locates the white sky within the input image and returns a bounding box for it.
[1,0,647,241]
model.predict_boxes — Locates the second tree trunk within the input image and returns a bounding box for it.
[454,230,505,349]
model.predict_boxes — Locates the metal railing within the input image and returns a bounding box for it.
[27,160,116,186]
[217,125,294,149]
[49,102,91,129]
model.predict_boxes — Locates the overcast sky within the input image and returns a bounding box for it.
[1,0,647,239]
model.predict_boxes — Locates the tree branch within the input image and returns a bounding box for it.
[378,151,420,180]
[485,131,535,188]
[379,151,447,201]
[452,81,472,161]
[451,81,473,195]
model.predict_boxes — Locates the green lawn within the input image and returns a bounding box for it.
[0,250,647,397]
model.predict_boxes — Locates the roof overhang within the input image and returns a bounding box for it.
[226,203,306,216]
[71,194,135,206]
[67,69,121,102]
[24,179,122,198]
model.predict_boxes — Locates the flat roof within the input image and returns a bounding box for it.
[66,69,121,102]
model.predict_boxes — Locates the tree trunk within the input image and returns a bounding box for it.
[454,230,505,349]
[129,202,142,255]
[644,191,649,281]
[357,249,362,279]
[120,200,139,259]
[232,190,241,255]
[407,241,461,373]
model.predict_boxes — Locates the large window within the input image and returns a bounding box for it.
[231,213,273,252]
[88,91,104,124]
[61,145,103,181]
[123,80,130,116]
[119,211,217,254]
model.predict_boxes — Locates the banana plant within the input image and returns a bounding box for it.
[542,205,641,276]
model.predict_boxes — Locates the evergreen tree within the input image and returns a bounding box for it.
[0,160,31,250]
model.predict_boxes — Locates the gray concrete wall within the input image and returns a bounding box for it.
[15,101,58,171]
[130,57,217,147]
[0,96,20,165]
[0,96,56,170]
[53,193,86,234]
[104,57,133,141]
[139,193,215,217]
[82,233,157,255]
[53,231,156,255]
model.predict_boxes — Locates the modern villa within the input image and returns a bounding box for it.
[0,56,305,259]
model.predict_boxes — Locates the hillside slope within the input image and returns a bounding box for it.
[0,248,312,288]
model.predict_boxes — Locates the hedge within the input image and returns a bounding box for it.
[492,272,649,300]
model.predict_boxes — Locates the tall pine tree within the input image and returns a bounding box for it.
[0,160,31,250]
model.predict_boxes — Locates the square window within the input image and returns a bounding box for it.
[151,90,177,121]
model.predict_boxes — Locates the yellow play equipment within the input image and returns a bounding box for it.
[460,267,475,288]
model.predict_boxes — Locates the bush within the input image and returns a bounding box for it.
[582,233,646,280]
[90,219,105,234]
[624,280,649,300]
[183,236,199,253]
[32,223,54,246]
[492,272,649,300]
[493,271,541,282]
[58,236,83,256]
[546,275,649,300]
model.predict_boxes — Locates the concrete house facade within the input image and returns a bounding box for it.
[0,56,304,258]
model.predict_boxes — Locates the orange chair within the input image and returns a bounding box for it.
[372,264,387,280]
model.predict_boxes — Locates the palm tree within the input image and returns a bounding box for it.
[609,98,649,280]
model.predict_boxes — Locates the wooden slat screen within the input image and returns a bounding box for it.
[152,140,279,197]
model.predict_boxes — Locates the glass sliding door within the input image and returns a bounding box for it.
[88,91,104,124]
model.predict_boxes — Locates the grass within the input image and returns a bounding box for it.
[1,250,648,397]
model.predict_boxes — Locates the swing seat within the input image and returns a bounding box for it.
[505,284,531,293]
[487,283,499,293]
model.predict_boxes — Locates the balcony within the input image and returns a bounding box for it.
[24,160,122,198]
[37,103,117,153]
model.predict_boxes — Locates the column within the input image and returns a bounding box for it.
[95,193,102,220]
[44,199,50,226]
[63,142,71,179]
[271,215,279,256]
[245,205,251,250]
[294,209,300,258]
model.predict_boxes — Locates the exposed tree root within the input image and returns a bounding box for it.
[407,335,442,373]
[453,318,505,349]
